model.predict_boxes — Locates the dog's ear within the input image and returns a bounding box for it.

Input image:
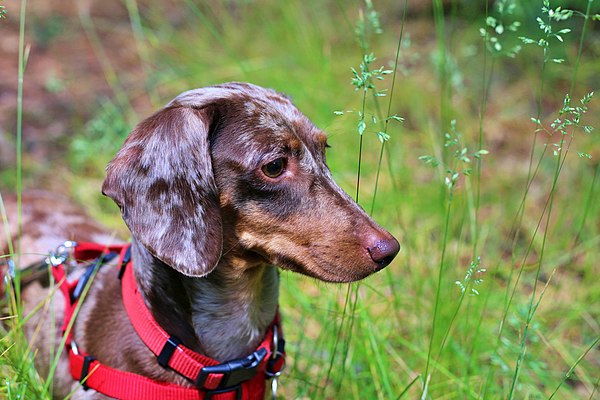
[102,103,222,277]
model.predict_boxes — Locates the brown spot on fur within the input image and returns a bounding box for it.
[146,178,169,203]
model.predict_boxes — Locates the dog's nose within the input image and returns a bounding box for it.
[368,237,400,269]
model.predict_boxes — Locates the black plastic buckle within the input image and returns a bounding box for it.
[71,252,118,303]
[195,347,267,395]
[80,355,97,391]
[117,246,132,280]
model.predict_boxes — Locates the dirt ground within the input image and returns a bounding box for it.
[0,0,153,174]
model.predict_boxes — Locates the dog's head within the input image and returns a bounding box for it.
[103,82,399,282]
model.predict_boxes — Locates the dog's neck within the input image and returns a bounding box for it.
[130,239,279,361]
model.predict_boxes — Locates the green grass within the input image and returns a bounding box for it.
[2,0,599,399]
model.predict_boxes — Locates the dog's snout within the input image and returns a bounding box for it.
[368,237,400,269]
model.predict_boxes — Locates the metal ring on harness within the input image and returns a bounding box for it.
[1,258,15,298]
[265,325,285,379]
[46,240,78,268]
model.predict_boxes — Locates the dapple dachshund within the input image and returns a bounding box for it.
[1,82,399,399]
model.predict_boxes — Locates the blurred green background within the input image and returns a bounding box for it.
[1,0,599,398]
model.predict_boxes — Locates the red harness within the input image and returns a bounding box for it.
[51,242,285,400]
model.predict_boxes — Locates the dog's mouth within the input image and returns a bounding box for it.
[244,246,393,283]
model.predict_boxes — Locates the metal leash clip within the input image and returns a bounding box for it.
[7,258,15,280]
[1,258,16,298]
[46,240,78,268]
[71,339,80,356]
[268,325,285,400]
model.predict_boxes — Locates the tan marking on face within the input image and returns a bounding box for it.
[288,136,302,153]
[315,131,328,146]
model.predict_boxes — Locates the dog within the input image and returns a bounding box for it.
[1,82,400,399]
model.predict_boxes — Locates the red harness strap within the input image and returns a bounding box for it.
[53,242,285,400]
[52,242,126,344]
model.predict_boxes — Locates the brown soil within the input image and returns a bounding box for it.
[0,0,151,173]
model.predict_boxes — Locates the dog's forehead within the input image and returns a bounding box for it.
[174,82,327,159]
[243,101,326,159]
[175,82,299,121]
[248,101,319,142]
[224,85,325,149]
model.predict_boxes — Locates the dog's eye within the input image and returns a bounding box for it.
[261,158,287,179]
